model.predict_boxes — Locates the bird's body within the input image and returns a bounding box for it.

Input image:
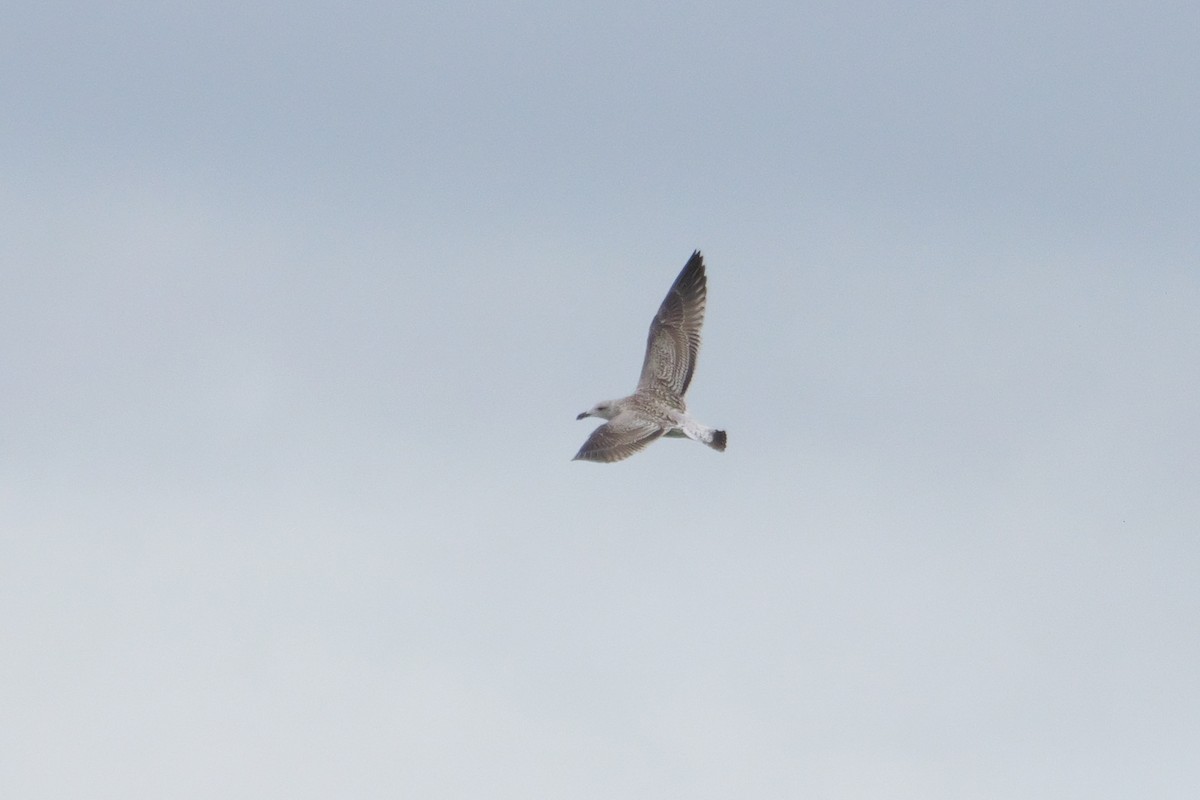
[574,251,727,463]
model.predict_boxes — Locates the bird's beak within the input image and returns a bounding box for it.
[576,411,590,420]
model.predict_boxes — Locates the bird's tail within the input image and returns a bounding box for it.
[678,418,727,453]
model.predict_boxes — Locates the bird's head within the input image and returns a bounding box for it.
[577,400,619,421]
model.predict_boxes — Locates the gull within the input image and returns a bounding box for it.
[574,250,727,463]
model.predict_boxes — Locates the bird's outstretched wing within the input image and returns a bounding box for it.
[636,250,707,398]
[572,413,665,463]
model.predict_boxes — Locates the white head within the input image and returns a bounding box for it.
[577,400,621,421]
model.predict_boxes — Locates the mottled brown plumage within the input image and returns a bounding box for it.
[574,251,726,463]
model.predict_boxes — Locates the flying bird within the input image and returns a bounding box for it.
[574,250,727,463]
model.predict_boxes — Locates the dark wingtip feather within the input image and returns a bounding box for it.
[679,250,705,284]
[712,430,727,452]
[664,250,705,297]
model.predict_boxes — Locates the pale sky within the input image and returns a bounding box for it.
[3,2,1199,798]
